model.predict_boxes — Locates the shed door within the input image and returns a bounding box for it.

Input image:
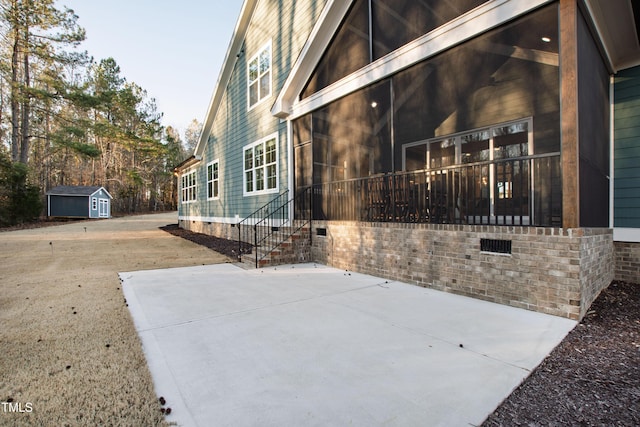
[99,199,109,218]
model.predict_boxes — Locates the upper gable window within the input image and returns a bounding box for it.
[248,41,272,109]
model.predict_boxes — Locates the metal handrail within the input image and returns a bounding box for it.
[237,187,313,268]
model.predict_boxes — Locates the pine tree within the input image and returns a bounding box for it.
[1,0,85,164]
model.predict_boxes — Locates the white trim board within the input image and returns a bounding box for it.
[614,228,640,243]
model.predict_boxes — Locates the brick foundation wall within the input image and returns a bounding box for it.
[181,219,312,267]
[310,221,614,320]
[178,218,615,320]
[179,219,237,241]
[579,229,615,318]
[614,241,640,284]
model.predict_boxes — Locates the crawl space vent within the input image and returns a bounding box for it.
[480,238,512,254]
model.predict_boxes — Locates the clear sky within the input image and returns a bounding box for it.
[58,0,244,139]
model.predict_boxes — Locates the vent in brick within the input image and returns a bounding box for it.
[316,228,327,236]
[480,238,512,254]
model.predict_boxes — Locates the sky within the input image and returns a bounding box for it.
[58,0,244,139]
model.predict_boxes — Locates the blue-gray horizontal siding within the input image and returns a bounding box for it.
[614,65,640,228]
[181,0,327,222]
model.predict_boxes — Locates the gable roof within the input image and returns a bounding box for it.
[47,186,112,199]
[193,0,259,159]
[271,0,352,119]
[272,0,640,120]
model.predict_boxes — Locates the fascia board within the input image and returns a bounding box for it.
[96,187,114,200]
[194,0,259,158]
[271,0,354,118]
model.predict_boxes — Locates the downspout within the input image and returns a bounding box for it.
[609,74,615,230]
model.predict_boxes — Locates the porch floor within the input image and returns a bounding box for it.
[120,263,575,427]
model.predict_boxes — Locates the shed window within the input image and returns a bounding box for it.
[92,197,97,210]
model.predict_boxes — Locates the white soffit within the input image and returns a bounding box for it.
[584,0,640,71]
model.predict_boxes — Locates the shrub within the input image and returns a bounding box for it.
[0,154,43,226]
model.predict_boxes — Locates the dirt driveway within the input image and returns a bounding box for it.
[0,213,231,426]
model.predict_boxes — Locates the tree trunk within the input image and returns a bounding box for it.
[11,25,21,163]
[19,26,30,165]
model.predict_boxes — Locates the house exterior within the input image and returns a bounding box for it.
[47,186,112,219]
[176,0,640,320]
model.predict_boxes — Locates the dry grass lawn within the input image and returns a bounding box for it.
[0,213,232,426]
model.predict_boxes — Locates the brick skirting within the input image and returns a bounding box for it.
[614,241,640,284]
[178,218,618,320]
[310,222,614,320]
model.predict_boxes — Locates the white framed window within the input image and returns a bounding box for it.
[402,118,533,171]
[207,160,220,200]
[243,134,278,196]
[248,40,272,109]
[181,169,197,203]
[92,197,97,210]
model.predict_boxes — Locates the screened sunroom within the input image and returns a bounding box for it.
[293,3,563,226]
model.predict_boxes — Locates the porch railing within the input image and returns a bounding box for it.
[237,187,313,268]
[296,153,561,227]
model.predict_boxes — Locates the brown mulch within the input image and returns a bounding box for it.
[159,223,252,260]
[160,224,640,427]
[484,280,640,426]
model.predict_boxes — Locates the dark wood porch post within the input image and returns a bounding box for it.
[560,0,580,228]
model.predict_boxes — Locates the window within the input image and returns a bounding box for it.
[244,135,278,195]
[248,41,272,109]
[181,170,197,203]
[207,160,220,199]
[402,118,532,220]
[402,119,531,171]
[92,197,97,210]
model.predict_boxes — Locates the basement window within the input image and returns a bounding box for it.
[480,238,512,255]
[316,228,327,236]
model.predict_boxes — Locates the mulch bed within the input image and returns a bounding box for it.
[483,280,640,426]
[159,223,252,260]
[159,224,639,426]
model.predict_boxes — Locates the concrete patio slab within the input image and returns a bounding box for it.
[120,263,576,427]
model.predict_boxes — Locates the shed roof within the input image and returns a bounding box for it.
[47,186,112,199]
